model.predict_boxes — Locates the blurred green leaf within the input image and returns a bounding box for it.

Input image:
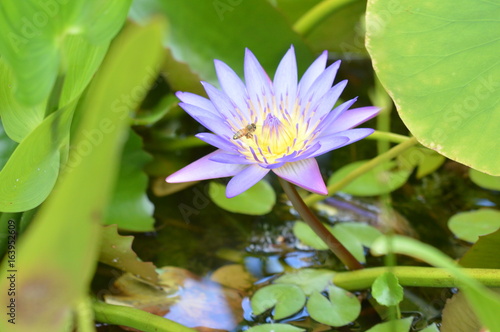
[366,0,500,175]
[460,229,500,269]
[0,19,164,332]
[209,180,276,215]
[251,284,306,320]
[0,0,131,106]
[365,317,412,332]
[448,209,500,243]
[105,129,155,232]
[130,0,314,90]
[371,272,404,306]
[0,101,75,212]
[99,225,158,282]
[328,160,412,196]
[0,58,45,142]
[469,169,500,191]
[247,324,305,332]
[398,146,446,179]
[334,222,383,247]
[307,285,361,327]
[293,221,329,250]
[274,268,335,295]
[0,121,17,170]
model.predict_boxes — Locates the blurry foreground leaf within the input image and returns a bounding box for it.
[105,129,155,232]
[448,209,500,243]
[441,291,482,332]
[209,180,276,215]
[99,225,158,282]
[0,18,164,332]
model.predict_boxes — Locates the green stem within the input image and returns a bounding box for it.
[304,137,419,205]
[365,131,410,144]
[93,300,197,332]
[333,266,500,290]
[279,178,364,270]
[294,0,360,36]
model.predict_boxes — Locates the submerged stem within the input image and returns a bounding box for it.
[304,137,419,205]
[279,178,364,270]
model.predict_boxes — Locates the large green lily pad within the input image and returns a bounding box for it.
[366,1,500,175]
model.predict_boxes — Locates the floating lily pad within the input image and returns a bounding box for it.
[274,268,335,295]
[209,180,276,215]
[251,284,306,320]
[469,169,500,191]
[371,272,403,306]
[448,209,500,243]
[365,317,413,332]
[307,285,361,327]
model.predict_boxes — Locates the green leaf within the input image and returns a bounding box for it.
[209,180,276,215]
[246,324,305,332]
[0,18,164,332]
[371,272,404,306]
[293,221,381,263]
[0,0,132,106]
[328,160,412,196]
[448,209,500,243]
[0,102,75,212]
[307,285,361,327]
[274,269,336,295]
[251,284,306,320]
[99,225,158,282]
[105,130,155,232]
[0,121,17,170]
[0,58,45,142]
[419,323,440,332]
[366,1,500,175]
[469,169,500,191]
[459,229,500,269]
[130,0,314,88]
[371,235,500,332]
[365,317,413,332]
[397,146,446,179]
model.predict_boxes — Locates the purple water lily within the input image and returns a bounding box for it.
[167,46,379,198]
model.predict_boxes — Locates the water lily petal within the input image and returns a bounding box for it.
[201,81,246,123]
[178,103,233,137]
[322,106,380,135]
[273,158,327,195]
[176,91,218,114]
[226,164,270,198]
[244,48,273,114]
[298,50,328,96]
[214,59,249,116]
[209,153,255,164]
[195,133,236,152]
[274,46,297,113]
[315,97,358,134]
[309,80,348,126]
[167,150,247,183]
[302,60,341,103]
[306,136,351,159]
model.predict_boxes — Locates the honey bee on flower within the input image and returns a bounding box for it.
[167,46,379,198]
[232,123,257,140]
